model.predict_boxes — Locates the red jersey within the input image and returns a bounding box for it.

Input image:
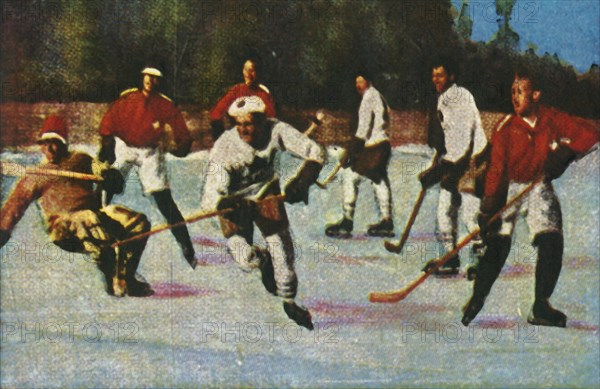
[100,89,192,150]
[485,106,598,200]
[1,152,101,232]
[209,83,276,121]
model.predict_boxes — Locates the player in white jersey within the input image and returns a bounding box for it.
[201,96,325,330]
[419,58,489,275]
[325,71,394,238]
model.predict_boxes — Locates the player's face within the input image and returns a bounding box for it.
[243,61,257,85]
[432,66,453,94]
[355,76,369,95]
[235,113,258,145]
[40,140,66,164]
[512,77,540,117]
[142,74,159,94]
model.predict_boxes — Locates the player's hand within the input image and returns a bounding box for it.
[98,136,116,165]
[0,229,11,249]
[217,195,249,212]
[418,167,439,189]
[101,168,125,196]
[477,212,501,244]
[284,161,323,204]
[544,143,576,181]
[440,159,465,192]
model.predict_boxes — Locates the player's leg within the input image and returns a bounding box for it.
[255,196,313,330]
[138,147,197,268]
[106,137,135,204]
[368,176,394,237]
[48,210,123,295]
[219,205,257,272]
[461,191,485,275]
[435,188,461,273]
[325,168,360,238]
[526,182,566,327]
[462,183,522,325]
[100,205,153,297]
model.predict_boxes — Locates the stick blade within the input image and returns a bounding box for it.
[368,289,409,303]
[383,240,402,253]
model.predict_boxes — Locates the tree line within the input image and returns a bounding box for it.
[1,0,597,117]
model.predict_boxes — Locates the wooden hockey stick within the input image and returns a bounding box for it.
[112,193,286,248]
[383,187,426,254]
[316,160,344,189]
[0,161,103,182]
[369,177,542,303]
[304,111,325,137]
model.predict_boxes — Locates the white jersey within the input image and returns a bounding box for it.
[437,83,487,163]
[201,119,325,211]
[356,86,390,147]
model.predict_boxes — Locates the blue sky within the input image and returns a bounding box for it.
[451,0,600,73]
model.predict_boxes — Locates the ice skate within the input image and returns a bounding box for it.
[256,248,277,296]
[527,299,567,328]
[283,301,314,330]
[367,219,395,237]
[325,218,353,239]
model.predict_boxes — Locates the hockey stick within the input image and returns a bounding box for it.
[383,187,426,254]
[369,176,542,303]
[112,193,286,248]
[316,160,344,189]
[304,111,325,137]
[0,161,103,182]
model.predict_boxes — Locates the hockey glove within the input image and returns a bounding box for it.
[101,168,125,196]
[0,229,10,249]
[418,158,447,189]
[544,144,577,182]
[98,135,116,165]
[217,194,250,212]
[171,139,192,158]
[284,161,323,204]
[210,120,226,141]
[477,212,501,243]
[440,159,467,193]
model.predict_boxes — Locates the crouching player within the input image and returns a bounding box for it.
[0,116,153,297]
[201,97,324,330]
[462,69,599,327]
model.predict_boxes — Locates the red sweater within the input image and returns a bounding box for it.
[100,89,191,151]
[485,106,598,202]
[209,83,276,121]
[1,152,101,233]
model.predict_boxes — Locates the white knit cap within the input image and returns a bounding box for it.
[141,67,163,77]
[227,96,266,117]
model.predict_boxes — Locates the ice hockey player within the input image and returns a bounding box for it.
[419,58,489,275]
[201,96,324,330]
[209,58,276,140]
[462,68,599,328]
[0,115,154,297]
[325,71,394,238]
[98,67,197,269]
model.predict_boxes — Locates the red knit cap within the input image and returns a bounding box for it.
[38,115,68,145]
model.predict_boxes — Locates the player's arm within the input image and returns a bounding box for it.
[164,105,193,158]
[545,111,599,181]
[262,90,277,118]
[200,146,232,212]
[98,102,119,164]
[91,157,124,198]
[276,122,325,204]
[0,177,42,248]
[478,119,510,240]
[209,86,239,139]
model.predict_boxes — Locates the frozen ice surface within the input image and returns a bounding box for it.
[1,148,598,388]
